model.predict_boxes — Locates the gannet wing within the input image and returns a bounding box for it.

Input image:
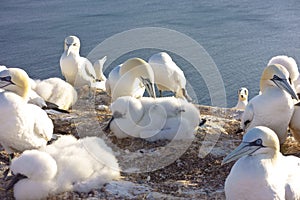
[284,156,300,199]
[241,103,254,130]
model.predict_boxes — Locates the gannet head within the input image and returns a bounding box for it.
[260,64,298,100]
[120,58,156,98]
[222,126,280,165]
[0,68,31,100]
[148,52,173,64]
[64,35,80,56]
[268,55,299,83]
[238,87,248,101]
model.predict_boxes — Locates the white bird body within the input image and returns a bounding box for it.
[148,52,190,100]
[10,135,121,200]
[109,96,200,141]
[241,64,297,144]
[0,68,53,153]
[33,77,77,110]
[234,87,248,110]
[106,58,156,102]
[60,36,97,88]
[223,126,300,200]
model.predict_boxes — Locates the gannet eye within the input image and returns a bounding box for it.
[255,139,262,146]
[73,43,76,46]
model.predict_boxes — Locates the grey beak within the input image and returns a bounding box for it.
[222,142,261,165]
[271,75,299,100]
[140,77,156,98]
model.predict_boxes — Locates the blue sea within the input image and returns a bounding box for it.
[1,0,300,107]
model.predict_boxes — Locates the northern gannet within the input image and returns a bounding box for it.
[7,135,120,200]
[0,68,53,154]
[107,96,200,141]
[241,64,297,144]
[234,87,248,110]
[223,126,300,200]
[60,35,97,88]
[105,58,156,102]
[148,52,191,101]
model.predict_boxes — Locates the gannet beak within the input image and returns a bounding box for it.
[271,75,299,100]
[66,45,72,56]
[140,77,156,98]
[5,173,27,191]
[221,142,261,165]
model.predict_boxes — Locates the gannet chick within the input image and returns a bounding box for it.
[222,126,300,200]
[108,96,200,141]
[8,135,121,200]
[234,87,248,110]
[60,35,97,88]
[105,58,156,102]
[0,68,53,154]
[33,77,77,110]
[148,52,191,101]
[241,64,297,144]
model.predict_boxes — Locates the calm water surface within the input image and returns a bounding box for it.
[1,0,300,106]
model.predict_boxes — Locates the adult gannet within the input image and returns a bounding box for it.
[241,64,297,144]
[60,35,97,88]
[0,68,53,154]
[148,52,191,101]
[105,58,156,102]
[32,77,77,110]
[222,126,300,200]
[268,55,299,92]
[234,87,248,110]
[7,135,121,200]
[107,96,200,141]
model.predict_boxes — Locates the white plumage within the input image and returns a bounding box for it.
[109,96,200,141]
[268,55,299,91]
[60,35,97,88]
[105,58,156,102]
[9,135,121,200]
[148,52,190,100]
[32,77,77,110]
[0,68,53,154]
[223,126,300,200]
[234,87,248,110]
[241,64,297,144]
[91,56,107,91]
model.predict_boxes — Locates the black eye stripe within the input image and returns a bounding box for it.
[248,138,265,147]
[0,76,11,82]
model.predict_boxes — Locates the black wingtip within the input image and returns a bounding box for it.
[43,101,70,114]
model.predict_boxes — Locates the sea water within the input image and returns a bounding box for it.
[1,0,300,107]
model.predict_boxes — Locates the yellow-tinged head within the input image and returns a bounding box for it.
[0,68,31,100]
[260,64,298,100]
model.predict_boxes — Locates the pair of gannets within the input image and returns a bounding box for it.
[148,52,191,101]
[234,87,248,110]
[60,35,107,90]
[223,126,300,199]
[267,55,300,143]
[107,96,200,141]
[241,64,298,144]
[105,58,156,102]
[0,68,53,154]
[7,135,120,200]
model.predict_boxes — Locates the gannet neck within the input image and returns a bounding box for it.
[120,58,156,98]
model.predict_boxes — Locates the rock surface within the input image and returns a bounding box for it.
[0,92,299,200]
